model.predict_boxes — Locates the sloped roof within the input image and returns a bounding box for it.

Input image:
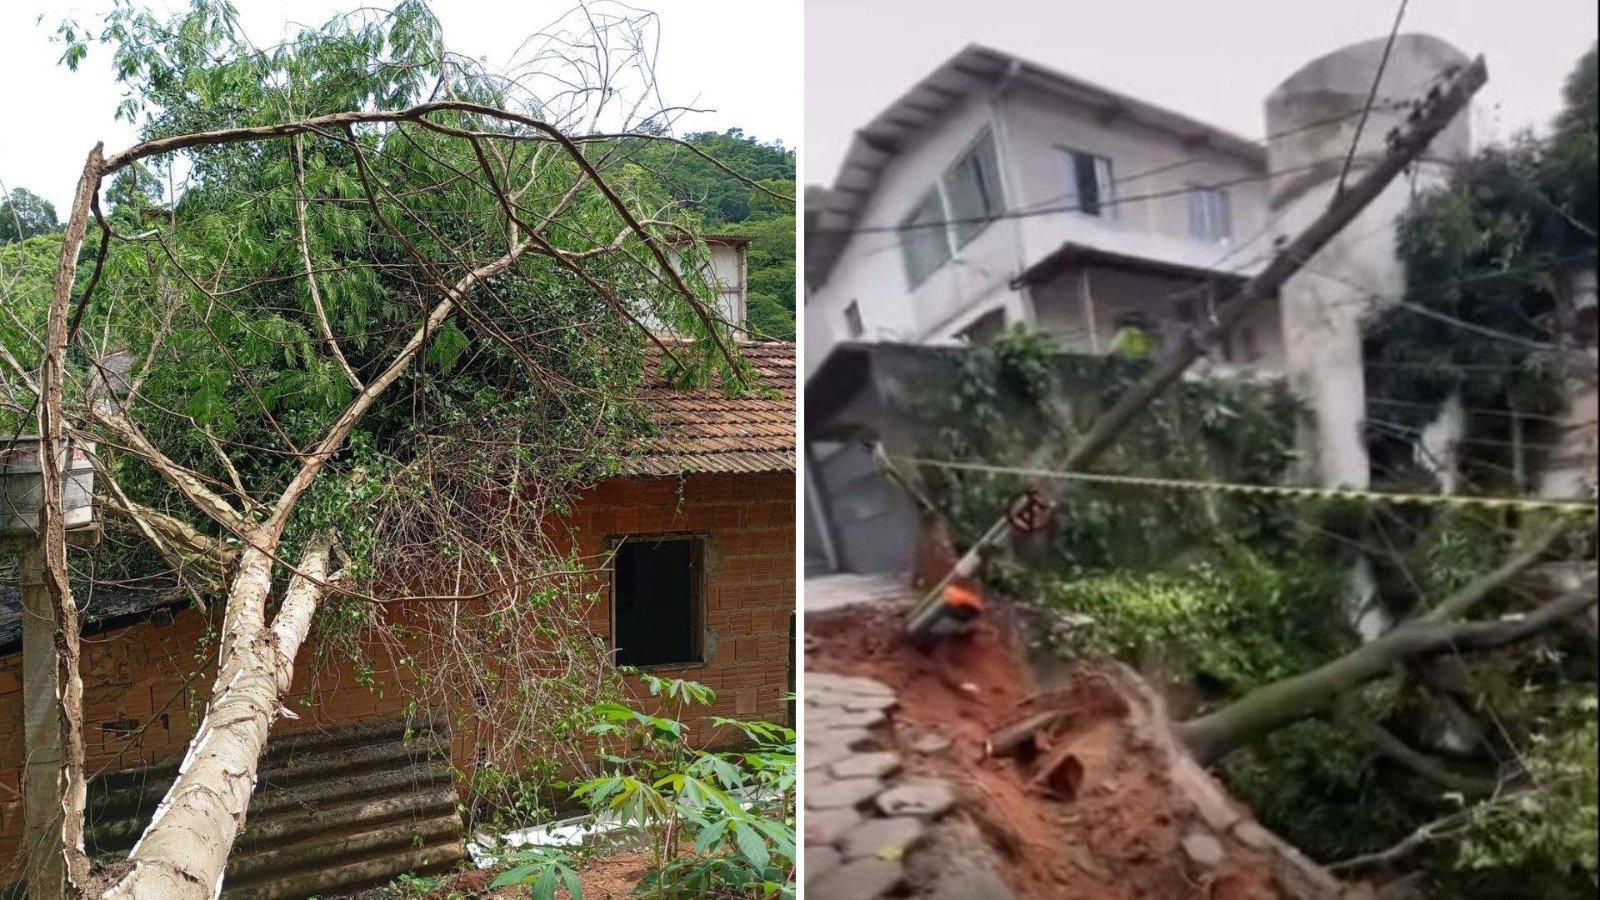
[621,341,795,476]
[0,579,187,656]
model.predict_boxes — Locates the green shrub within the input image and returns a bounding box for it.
[1031,547,1338,696]
[489,674,795,899]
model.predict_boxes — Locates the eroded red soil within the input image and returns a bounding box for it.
[807,603,1296,900]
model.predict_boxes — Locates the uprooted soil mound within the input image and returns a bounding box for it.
[807,603,1370,900]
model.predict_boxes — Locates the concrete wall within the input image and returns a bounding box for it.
[0,472,794,880]
[708,242,748,330]
[1001,85,1269,274]
[805,94,1016,373]
[650,241,748,336]
[1267,34,1472,489]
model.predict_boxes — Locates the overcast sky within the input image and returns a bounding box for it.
[806,0,1596,184]
[0,0,801,211]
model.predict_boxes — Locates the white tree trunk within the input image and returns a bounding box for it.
[102,535,331,899]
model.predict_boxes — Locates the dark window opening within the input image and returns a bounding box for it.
[613,536,702,667]
[1063,148,1114,217]
[844,300,865,338]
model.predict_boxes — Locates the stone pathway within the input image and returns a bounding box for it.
[804,573,916,615]
[805,671,964,899]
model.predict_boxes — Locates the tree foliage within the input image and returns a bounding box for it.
[0,188,61,244]
[1364,43,1597,494]
[916,321,1595,897]
[632,131,796,339]
[3,1,792,892]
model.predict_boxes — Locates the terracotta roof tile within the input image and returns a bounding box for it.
[621,341,795,476]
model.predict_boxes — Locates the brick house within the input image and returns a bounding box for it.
[0,340,795,896]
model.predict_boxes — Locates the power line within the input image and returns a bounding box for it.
[1336,0,1410,196]
[1366,416,1570,452]
[811,163,1319,239]
[1366,396,1576,424]
[1299,262,1567,352]
[809,101,1424,243]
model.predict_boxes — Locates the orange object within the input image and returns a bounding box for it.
[943,581,984,616]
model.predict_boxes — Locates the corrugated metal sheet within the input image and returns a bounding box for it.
[85,718,465,899]
[627,341,795,476]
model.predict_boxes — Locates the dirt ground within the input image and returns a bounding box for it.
[415,851,652,899]
[807,603,1320,900]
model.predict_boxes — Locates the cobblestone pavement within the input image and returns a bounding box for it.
[805,671,971,899]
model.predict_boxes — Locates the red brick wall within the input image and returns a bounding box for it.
[0,471,794,877]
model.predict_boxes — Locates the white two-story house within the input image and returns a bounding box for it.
[805,44,1285,376]
[803,44,1295,576]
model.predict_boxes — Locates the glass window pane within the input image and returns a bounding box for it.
[1188,187,1231,242]
[1094,156,1115,218]
[944,131,1002,246]
[899,189,952,288]
[1073,152,1100,216]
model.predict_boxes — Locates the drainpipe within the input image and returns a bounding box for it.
[989,60,1032,324]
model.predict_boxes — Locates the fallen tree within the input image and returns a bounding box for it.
[2,3,789,896]
[1175,531,1593,764]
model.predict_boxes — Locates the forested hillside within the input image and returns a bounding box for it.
[634,128,796,339]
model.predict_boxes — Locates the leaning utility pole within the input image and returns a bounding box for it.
[905,55,1490,639]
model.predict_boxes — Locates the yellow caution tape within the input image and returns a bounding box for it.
[891,455,1598,518]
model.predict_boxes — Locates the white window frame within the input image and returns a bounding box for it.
[1060,147,1116,219]
[1188,185,1231,243]
[942,129,1004,248]
[898,187,953,290]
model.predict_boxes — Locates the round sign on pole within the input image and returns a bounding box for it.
[1005,489,1055,534]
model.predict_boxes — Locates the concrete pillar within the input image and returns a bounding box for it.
[18,541,66,897]
[1266,34,1473,490]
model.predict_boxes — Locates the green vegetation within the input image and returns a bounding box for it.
[2,0,795,890]
[1365,42,1598,494]
[486,674,796,899]
[0,187,60,244]
[633,130,796,339]
[916,308,1594,896]
[914,325,1303,575]
[1035,549,1335,698]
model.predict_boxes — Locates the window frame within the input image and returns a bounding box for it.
[843,300,865,338]
[1187,185,1232,243]
[608,531,708,669]
[1059,146,1116,219]
[897,187,954,290]
[941,128,1004,248]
